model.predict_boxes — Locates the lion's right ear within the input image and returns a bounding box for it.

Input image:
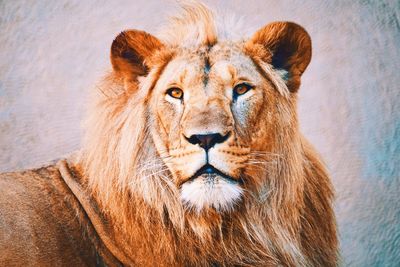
[111,30,164,80]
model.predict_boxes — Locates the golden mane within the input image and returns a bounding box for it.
[159,1,217,47]
[78,2,337,266]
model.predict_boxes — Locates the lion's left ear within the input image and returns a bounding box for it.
[248,22,312,92]
[111,30,164,81]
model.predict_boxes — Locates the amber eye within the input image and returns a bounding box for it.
[166,88,184,99]
[233,83,253,98]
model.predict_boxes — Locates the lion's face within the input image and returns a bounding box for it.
[148,43,284,212]
[109,21,311,213]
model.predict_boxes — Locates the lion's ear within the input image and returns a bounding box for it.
[249,22,311,92]
[111,30,164,80]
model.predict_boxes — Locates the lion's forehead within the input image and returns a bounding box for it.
[208,45,261,84]
[158,43,262,91]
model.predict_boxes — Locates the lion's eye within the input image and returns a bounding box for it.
[166,88,184,99]
[233,83,253,98]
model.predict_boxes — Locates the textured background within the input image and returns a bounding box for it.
[0,0,399,266]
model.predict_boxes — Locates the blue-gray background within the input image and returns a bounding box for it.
[0,0,399,266]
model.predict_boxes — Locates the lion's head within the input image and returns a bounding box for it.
[80,3,336,266]
[148,21,310,212]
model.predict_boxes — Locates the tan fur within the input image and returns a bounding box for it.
[0,2,338,266]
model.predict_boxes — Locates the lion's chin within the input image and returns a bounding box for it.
[180,173,243,213]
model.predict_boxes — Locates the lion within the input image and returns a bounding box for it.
[0,3,338,266]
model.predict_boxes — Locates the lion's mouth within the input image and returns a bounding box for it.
[189,164,240,184]
[180,164,244,211]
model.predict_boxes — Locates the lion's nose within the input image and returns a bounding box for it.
[185,132,230,151]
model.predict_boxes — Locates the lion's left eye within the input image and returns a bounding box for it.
[233,83,253,98]
[166,88,184,99]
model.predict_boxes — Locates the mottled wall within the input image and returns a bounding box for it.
[0,0,399,266]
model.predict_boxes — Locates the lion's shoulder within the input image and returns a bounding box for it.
[0,163,98,266]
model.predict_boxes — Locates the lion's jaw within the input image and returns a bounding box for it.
[180,173,243,213]
[155,135,250,212]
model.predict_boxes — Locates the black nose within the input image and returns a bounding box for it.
[186,133,230,150]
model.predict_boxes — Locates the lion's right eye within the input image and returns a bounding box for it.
[233,83,253,99]
[166,88,184,100]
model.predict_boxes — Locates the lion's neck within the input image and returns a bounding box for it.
[99,198,303,266]
[83,178,305,266]
[75,143,309,266]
